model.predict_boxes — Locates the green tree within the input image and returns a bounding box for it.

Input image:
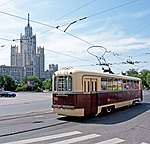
[139,69,150,89]
[126,69,138,77]
[125,69,150,89]
[0,75,16,91]
[42,78,52,91]
[22,76,43,92]
[146,73,150,88]
[0,75,5,88]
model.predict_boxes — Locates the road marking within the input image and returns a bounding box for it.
[49,134,100,144]
[95,138,125,144]
[141,142,149,144]
[2,131,81,144]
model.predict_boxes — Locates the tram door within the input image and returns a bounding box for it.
[83,77,98,116]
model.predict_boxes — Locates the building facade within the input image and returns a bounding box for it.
[11,14,45,79]
[44,64,58,79]
[0,65,24,82]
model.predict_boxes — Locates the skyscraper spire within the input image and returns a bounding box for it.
[27,13,30,26]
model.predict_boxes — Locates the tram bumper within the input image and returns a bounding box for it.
[52,105,84,117]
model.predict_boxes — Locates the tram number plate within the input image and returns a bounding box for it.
[54,97,58,101]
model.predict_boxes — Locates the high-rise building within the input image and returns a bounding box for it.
[11,14,45,79]
[49,64,58,72]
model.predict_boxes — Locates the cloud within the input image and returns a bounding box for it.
[130,9,150,18]
[0,0,150,72]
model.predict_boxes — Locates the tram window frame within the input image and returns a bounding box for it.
[91,81,94,92]
[68,76,72,91]
[54,76,72,92]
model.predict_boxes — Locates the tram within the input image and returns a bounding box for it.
[52,68,143,117]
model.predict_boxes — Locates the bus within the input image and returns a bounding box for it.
[52,68,143,117]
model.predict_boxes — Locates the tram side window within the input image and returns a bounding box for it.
[131,80,134,89]
[135,81,139,89]
[131,80,139,89]
[127,80,131,89]
[113,79,118,90]
[88,81,90,92]
[91,81,94,91]
[107,79,113,90]
[95,81,97,91]
[118,80,123,90]
[84,81,86,92]
[123,80,127,89]
[101,78,107,90]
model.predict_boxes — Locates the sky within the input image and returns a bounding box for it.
[0,0,150,74]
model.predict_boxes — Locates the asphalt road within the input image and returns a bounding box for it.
[0,90,150,144]
[0,92,52,116]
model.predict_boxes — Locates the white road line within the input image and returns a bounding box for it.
[2,131,81,144]
[141,142,149,144]
[95,138,125,144]
[49,134,100,144]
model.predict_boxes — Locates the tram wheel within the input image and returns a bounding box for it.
[106,106,112,113]
[132,101,137,106]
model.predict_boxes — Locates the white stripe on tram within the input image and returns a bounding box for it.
[95,138,125,144]
[49,134,100,144]
[2,131,82,144]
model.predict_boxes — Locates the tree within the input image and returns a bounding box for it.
[42,78,52,91]
[146,73,150,88]
[22,76,43,92]
[126,69,138,77]
[0,75,5,88]
[0,75,16,91]
[125,69,150,89]
[139,69,150,89]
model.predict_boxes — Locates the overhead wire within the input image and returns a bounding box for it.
[87,0,141,19]
[45,48,96,64]
[0,0,14,7]
[38,0,141,35]
[36,0,146,72]
[0,0,15,47]
[0,0,146,71]
[62,0,141,32]
[0,0,141,48]
[111,21,150,66]
[0,10,104,48]
[37,0,97,32]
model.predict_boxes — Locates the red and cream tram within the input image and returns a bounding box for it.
[52,68,143,117]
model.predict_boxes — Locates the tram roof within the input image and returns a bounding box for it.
[54,68,141,81]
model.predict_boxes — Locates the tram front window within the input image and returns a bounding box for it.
[54,76,72,92]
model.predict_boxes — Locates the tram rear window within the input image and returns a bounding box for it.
[54,76,72,91]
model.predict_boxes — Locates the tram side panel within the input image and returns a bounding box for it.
[97,89,142,114]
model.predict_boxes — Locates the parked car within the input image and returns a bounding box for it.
[0,91,16,97]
